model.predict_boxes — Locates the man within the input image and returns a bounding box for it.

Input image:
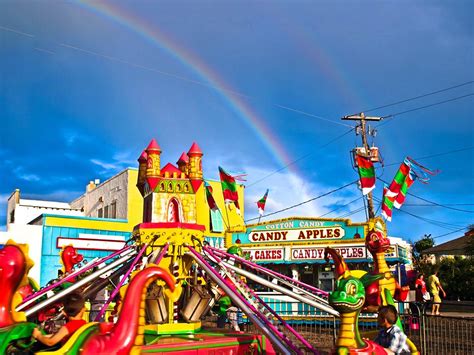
[428,271,446,315]
[374,305,410,355]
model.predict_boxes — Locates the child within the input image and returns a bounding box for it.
[374,305,410,355]
[32,292,87,347]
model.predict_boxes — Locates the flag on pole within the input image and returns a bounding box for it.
[381,185,396,222]
[205,182,218,211]
[355,153,376,195]
[218,166,240,213]
[257,189,269,216]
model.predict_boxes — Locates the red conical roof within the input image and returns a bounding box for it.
[177,152,189,165]
[187,142,202,156]
[146,139,161,153]
[138,150,148,162]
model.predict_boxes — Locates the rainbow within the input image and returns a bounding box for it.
[75,0,300,184]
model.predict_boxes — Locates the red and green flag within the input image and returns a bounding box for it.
[205,182,218,211]
[386,159,411,198]
[393,170,416,209]
[355,153,375,195]
[257,189,269,216]
[381,185,396,222]
[219,166,240,213]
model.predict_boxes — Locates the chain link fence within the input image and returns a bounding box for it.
[202,301,474,354]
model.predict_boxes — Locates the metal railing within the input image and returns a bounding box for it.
[202,301,474,355]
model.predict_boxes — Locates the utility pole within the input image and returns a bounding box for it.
[342,113,382,219]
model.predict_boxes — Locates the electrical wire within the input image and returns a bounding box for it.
[317,196,363,217]
[335,205,367,219]
[432,227,467,240]
[247,128,354,188]
[0,25,350,128]
[381,146,474,168]
[377,177,474,213]
[373,196,465,230]
[359,80,474,114]
[245,180,358,222]
[376,93,474,128]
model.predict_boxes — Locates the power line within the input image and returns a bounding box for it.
[403,203,474,207]
[377,177,474,213]
[382,146,474,168]
[359,80,474,114]
[0,25,350,128]
[336,205,366,219]
[317,196,363,217]
[247,128,354,188]
[376,93,474,127]
[245,180,357,222]
[432,227,467,240]
[373,196,465,230]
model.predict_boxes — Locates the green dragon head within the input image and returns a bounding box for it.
[329,276,366,313]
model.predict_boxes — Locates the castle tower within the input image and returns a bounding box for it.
[145,139,162,191]
[136,150,148,195]
[176,152,189,176]
[187,142,203,180]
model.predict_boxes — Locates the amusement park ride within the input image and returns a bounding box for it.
[0,133,420,354]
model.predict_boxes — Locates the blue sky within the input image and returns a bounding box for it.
[1,0,473,245]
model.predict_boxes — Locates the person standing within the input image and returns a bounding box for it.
[226,305,240,331]
[428,271,446,315]
[414,274,429,312]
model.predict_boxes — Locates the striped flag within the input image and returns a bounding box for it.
[219,166,240,213]
[355,153,376,195]
[381,185,396,222]
[257,189,269,216]
[386,159,411,198]
[393,170,416,209]
[205,182,218,211]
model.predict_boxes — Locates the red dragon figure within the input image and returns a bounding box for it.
[364,219,409,310]
[80,266,175,355]
[60,245,84,279]
[0,243,28,327]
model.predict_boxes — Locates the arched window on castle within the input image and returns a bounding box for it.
[167,198,180,223]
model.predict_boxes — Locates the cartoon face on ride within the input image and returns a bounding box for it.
[365,229,390,254]
[329,277,365,313]
[61,245,84,272]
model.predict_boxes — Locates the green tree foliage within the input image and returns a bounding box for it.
[411,234,435,278]
[438,256,474,301]
[412,234,434,260]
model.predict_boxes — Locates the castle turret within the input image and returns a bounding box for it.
[176,152,189,176]
[145,139,162,191]
[137,150,148,194]
[187,142,203,180]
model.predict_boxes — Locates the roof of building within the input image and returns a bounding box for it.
[422,232,473,255]
[161,163,182,175]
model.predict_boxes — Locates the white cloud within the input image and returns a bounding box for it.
[61,128,91,147]
[90,159,119,171]
[13,167,40,182]
[230,164,365,223]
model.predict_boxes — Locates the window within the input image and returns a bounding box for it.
[144,195,153,222]
[98,208,103,218]
[210,209,224,232]
[111,201,117,219]
[104,205,109,218]
[9,210,15,223]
